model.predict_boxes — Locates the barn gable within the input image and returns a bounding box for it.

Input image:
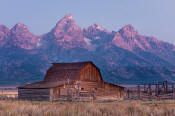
[79,63,102,82]
[43,61,95,82]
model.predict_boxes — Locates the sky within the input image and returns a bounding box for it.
[0,0,175,44]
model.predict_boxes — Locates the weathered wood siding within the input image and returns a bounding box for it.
[76,81,102,91]
[96,83,125,98]
[49,82,125,100]
[80,63,102,82]
[50,85,76,100]
[18,89,50,101]
[50,86,66,100]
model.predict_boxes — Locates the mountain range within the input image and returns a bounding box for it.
[0,14,175,85]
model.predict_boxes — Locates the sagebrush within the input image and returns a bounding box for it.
[0,100,175,116]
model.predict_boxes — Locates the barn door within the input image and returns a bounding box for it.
[53,88,60,99]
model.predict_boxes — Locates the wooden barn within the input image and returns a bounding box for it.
[18,61,125,101]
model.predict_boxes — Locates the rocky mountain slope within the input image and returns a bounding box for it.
[0,14,175,85]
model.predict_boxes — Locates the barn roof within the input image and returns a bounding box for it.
[18,61,94,89]
[103,82,125,89]
[18,81,69,89]
[43,61,94,82]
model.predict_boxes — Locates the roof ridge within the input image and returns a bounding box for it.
[52,61,92,64]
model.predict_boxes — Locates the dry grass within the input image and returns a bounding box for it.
[0,100,175,116]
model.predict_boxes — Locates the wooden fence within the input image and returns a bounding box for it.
[126,81,175,100]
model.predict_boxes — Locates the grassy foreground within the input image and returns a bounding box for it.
[0,100,175,116]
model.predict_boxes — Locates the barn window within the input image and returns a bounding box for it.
[81,88,84,90]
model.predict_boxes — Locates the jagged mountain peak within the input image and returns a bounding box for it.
[54,14,75,29]
[83,23,105,32]
[13,22,28,29]
[119,24,138,38]
[0,25,10,46]
[9,23,40,50]
[112,24,175,52]
[121,24,135,31]
[89,24,104,31]
[83,23,106,37]
[62,14,74,20]
[11,22,29,33]
[52,14,82,39]
[15,22,26,27]
[45,14,87,49]
[0,25,9,31]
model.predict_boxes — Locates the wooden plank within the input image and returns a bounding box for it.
[18,88,50,101]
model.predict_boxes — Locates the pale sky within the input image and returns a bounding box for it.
[0,0,175,44]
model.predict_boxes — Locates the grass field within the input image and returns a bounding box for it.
[0,100,175,116]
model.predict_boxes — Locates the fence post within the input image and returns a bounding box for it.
[157,82,160,96]
[67,79,71,101]
[172,84,175,99]
[144,84,146,92]
[127,89,130,99]
[77,83,80,97]
[155,83,158,96]
[164,81,168,94]
[137,85,140,99]
[163,82,166,94]
[148,84,152,96]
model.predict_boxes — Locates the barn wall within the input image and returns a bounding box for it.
[50,86,66,100]
[50,85,78,100]
[18,88,50,101]
[102,83,125,98]
[50,81,102,100]
[49,82,125,100]
[74,81,125,99]
[93,83,125,99]
[75,81,102,91]
[80,63,102,82]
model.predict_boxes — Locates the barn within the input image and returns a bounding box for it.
[18,61,125,101]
